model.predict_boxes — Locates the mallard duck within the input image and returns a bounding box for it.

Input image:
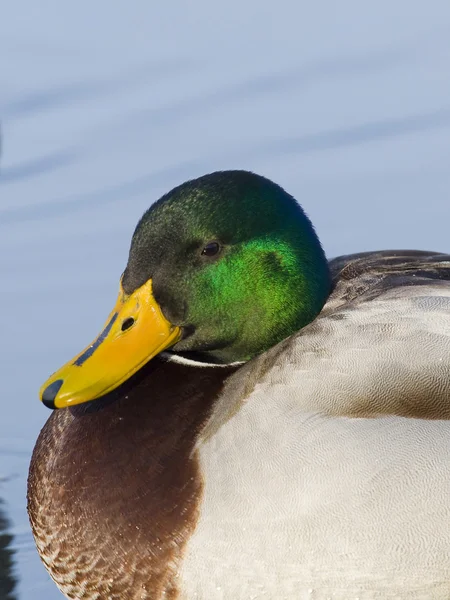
[28,170,450,600]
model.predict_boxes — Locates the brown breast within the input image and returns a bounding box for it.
[27,356,237,600]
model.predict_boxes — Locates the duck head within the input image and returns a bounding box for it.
[40,170,330,409]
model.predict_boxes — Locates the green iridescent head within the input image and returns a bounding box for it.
[40,170,333,409]
[123,170,330,364]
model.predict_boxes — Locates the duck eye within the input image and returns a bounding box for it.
[201,241,220,257]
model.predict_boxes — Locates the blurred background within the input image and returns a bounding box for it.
[1,1,450,597]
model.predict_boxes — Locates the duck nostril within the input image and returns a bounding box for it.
[121,317,135,332]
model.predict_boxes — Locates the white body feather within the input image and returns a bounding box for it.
[179,278,450,599]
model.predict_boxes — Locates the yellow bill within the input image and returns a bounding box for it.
[39,279,181,409]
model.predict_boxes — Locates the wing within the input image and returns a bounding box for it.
[189,251,450,598]
[222,250,450,419]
